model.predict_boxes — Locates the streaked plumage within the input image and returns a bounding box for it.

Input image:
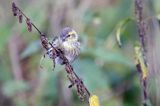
[52,27,80,64]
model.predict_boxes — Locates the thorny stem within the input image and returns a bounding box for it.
[135,0,148,105]
[12,2,90,102]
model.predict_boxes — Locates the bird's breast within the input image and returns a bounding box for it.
[62,41,80,62]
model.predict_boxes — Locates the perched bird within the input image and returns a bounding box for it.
[51,27,80,64]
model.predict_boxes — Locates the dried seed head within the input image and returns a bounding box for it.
[12,2,17,16]
[18,11,23,23]
[65,65,71,73]
[26,18,32,32]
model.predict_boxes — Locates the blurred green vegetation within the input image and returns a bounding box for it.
[0,0,160,106]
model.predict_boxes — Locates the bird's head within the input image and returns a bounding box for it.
[59,27,78,43]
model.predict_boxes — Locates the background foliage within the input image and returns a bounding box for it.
[0,0,160,106]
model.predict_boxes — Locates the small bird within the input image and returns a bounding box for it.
[52,27,80,64]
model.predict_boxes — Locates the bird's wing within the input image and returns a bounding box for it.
[51,36,61,48]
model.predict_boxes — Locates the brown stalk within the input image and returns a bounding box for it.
[8,35,27,104]
[135,0,149,105]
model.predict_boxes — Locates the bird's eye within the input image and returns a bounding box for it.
[67,34,71,38]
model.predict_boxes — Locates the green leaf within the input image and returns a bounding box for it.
[2,80,30,97]
[73,59,109,92]
[115,18,134,47]
[94,48,134,67]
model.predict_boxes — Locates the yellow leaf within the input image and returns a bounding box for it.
[89,95,100,106]
[134,45,148,80]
